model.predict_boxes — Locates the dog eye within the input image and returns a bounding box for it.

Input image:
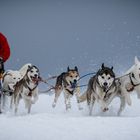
[31,70,33,73]
[108,77,111,80]
[13,77,16,79]
[70,76,73,78]
[101,76,104,79]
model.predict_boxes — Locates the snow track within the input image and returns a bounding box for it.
[0,92,140,140]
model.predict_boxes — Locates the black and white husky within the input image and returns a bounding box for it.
[12,64,40,114]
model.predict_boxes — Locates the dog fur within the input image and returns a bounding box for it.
[52,66,82,110]
[1,70,22,109]
[12,64,40,114]
[79,64,126,115]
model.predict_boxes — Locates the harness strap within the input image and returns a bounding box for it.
[66,89,74,95]
[129,73,140,87]
[23,81,38,96]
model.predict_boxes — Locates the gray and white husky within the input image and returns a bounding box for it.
[99,56,140,115]
[12,64,40,114]
[79,64,126,115]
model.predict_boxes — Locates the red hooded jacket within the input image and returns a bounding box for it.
[0,32,10,62]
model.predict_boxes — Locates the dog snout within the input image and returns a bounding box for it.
[74,79,77,83]
[34,74,38,77]
[103,82,108,86]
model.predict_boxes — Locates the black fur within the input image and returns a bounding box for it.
[98,63,115,78]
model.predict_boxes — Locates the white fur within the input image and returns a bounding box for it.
[105,56,140,115]
[127,56,140,99]
[2,70,22,109]
[19,63,32,78]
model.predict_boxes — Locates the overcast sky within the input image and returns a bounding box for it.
[0,0,140,77]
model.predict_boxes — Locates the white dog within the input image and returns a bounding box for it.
[121,56,140,103]
[2,70,22,109]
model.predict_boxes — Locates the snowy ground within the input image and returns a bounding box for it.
[0,91,140,140]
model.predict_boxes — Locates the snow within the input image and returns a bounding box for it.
[0,91,140,140]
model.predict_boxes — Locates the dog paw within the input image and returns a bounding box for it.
[52,103,56,108]
[103,108,109,112]
[78,106,83,110]
[66,104,71,110]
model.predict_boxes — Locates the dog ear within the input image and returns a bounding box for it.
[101,63,105,69]
[67,66,70,72]
[111,66,113,70]
[135,56,139,65]
[75,66,78,72]
[28,65,31,71]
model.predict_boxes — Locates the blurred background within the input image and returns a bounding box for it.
[0,0,140,78]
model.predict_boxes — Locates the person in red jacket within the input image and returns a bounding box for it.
[0,32,10,113]
[0,32,10,76]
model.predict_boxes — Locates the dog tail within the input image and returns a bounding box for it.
[78,91,87,103]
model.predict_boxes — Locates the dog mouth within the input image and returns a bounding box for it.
[70,80,77,88]
[30,76,39,83]
[102,85,109,92]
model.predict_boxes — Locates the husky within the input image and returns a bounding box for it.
[1,70,22,110]
[12,64,40,114]
[1,63,32,111]
[52,66,82,110]
[100,56,140,115]
[117,56,140,106]
[79,63,125,115]
[79,61,140,115]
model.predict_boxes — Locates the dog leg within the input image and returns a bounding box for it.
[64,93,71,110]
[117,96,126,116]
[75,87,83,110]
[31,89,38,104]
[2,93,6,109]
[102,93,117,112]
[89,94,95,116]
[10,94,14,109]
[78,91,87,103]
[52,87,62,108]
[27,100,32,114]
[122,88,132,106]
[14,93,20,114]
[135,86,140,99]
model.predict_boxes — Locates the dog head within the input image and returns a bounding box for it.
[66,66,79,86]
[26,65,40,83]
[97,63,115,91]
[132,56,140,82]
[2,70,22,87]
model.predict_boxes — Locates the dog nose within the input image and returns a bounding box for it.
[103,82,108,86]
[34,74,38,77]
[74,79,77,83]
